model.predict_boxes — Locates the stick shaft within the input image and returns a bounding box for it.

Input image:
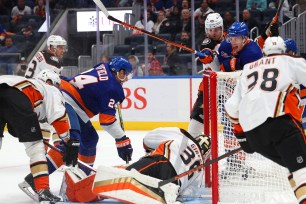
[158,147,242,187]
[272,0,285,24]
[43,141,96,172]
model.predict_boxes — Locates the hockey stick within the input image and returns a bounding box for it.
[43,141,97,173]
[158,147,242,187]
[272,0,285,24]
[116,103,129,164]
[92,0,204,57]
[116,103,124,131]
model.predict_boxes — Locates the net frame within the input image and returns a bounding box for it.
[203,70,297,204]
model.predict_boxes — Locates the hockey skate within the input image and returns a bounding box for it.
[18,173,39,202]
[38,189,61,204]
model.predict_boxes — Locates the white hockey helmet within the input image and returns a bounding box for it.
[36,69,61,88]
[205,13,223,33]
[47,35,67,49]
[263,36,286,56]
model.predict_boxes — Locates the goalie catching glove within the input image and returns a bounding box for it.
[116,136,133,162]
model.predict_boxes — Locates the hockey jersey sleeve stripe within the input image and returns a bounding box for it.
[99,113,116,125]
[14,80,43,109]
[51,115,70,135]
[151,140,173,160]
[61,80,94,118]
[225,110,239,124]
[274,84,303,122]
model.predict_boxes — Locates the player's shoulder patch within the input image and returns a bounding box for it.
[202,38,211,45]
[42,51,61,68]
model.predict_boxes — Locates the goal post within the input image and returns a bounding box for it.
[203,70,297,204]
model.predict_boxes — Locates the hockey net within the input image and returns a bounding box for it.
[203,71,297,204]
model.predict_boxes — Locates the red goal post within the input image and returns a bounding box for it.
[202,70,297,204]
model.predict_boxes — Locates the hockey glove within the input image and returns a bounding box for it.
[63,139,80,166]
[116,136,133,162]
[234,132,254,154]
[220,58,241,72]
[197,48,214,64]
[269,23,279,37]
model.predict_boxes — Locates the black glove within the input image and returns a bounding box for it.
[115,136,133,162]
[63,139,80,166]
[269,23,279,37]
[234,133,255,154]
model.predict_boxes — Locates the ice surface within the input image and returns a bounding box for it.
[0,130,211,204]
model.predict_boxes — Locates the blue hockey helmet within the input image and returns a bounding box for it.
[227,22,249,37]
[284,38,298,54]
[109,56,132,75]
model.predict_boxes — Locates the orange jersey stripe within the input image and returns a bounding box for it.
[61,80,94,118]
[99,113,116,125]
[78,153,96,165]
[15,81,43,109]
[151,140,173,160]
[52,115,70,134]
[138,160,169,173]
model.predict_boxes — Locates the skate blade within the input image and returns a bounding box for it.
[18,181,39,202]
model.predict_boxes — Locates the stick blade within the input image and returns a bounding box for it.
[92,0,110,17]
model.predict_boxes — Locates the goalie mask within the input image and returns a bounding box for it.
[263,36,286,56]
[195,135,211,156]
[36,69,61,88]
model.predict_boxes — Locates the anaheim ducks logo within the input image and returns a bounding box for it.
[50,56,59,62]
[202,38,211,45]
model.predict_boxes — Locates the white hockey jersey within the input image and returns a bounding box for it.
[225,55,306,132]
[25,50,63,78]
[143,127,205,196]
[0,75,66,125]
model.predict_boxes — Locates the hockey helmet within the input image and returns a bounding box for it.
[205,13,223,33]
[36,69,61,88]
[263,36,286,56]
[195,134,211,156]
[109,56,132,75]
[284,38,298,54]
[227,22,249,37]
[47,35,67,49]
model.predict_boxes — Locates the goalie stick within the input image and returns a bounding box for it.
[158,147,242,187]
[92,0,205,58]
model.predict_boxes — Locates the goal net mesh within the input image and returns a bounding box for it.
[203,71,297,204]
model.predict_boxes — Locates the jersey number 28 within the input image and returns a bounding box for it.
[247,68,279,91]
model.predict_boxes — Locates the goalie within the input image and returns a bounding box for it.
[62,127,211,203]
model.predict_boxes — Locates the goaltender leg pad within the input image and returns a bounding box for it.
[65,168,100,203]
[93,165,179,204]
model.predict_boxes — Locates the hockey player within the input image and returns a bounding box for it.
[0,70,79,203]
[127,127,210,197]
[25,35,67,78]
[218,22,263,72]
[225,36,306,204]
[63,127,210,203]
[24,34,67,150]
[46,56,134,174]
[189,12,224,137]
